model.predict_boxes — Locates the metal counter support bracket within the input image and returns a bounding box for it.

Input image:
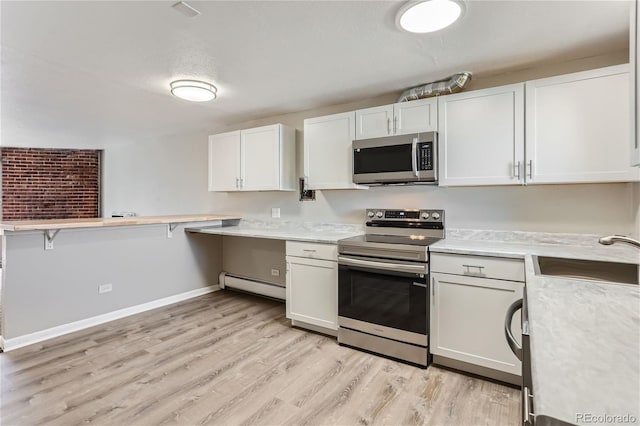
[167,223,178,239]
[44,229,60,250]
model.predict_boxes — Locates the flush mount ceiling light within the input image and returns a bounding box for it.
[397,0,464,33]
[170,80,217,102]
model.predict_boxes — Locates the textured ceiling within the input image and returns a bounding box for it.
[0,0,630,146]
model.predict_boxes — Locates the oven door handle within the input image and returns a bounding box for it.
[338,256,426,275]
[505,298,523,361]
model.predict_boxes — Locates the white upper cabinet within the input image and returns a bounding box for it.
[631,0,640,167]
[394,98,438,135]
[526,64,640,183]
[355,105,394,139]
[438,83,525,186]
[208,123,296,192]
[303,111,367,190]
[355,98,437,140]
[208,130,242,191]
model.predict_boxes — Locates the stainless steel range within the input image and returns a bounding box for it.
[337,208,445,367]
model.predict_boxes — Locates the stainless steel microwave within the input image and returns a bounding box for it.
[352,132,437,185]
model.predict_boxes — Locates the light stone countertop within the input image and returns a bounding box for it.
[186,218,365,244]
[524,256,640,426]
[430,229,640,426]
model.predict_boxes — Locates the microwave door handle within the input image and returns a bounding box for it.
[412,138,418,177]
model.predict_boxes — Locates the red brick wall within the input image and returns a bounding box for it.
[1,148,100,220]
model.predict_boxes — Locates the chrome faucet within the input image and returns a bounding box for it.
[599,235,640,249]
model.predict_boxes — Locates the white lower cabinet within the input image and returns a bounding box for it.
[430,253,524,378]
[285,241,338,331]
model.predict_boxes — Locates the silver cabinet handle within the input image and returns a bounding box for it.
[302,249,316,252]
[235,177,239,188]
[393,116,398,133]
[387,117,391,134]
[412,282,427,288]
[431,277,435,299]
[514,161,521,180]
[526,160,533,180]
[239,178,244,188]
[523,386,534,425]
[505,298,523,361]
[462,264,485,276]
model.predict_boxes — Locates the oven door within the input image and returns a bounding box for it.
[352,132,437,184]
[338,255,428,346]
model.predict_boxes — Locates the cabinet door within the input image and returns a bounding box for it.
[286,256,338,330]
[633,0,640,167]
[430,272,523,375]
[526,65,640,183]
[438,84,525,186]
[394,98,437,135]
[208,131,241,191]
[241,124,281,191]
[355,104,394,140]
[303,112,366,190]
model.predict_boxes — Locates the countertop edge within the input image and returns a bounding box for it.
[185,225,363,244]
[0,215,242,231]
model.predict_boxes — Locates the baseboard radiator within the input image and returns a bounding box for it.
[218,272,285,300]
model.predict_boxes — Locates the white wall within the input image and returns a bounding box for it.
[2,224,223,340]
[98,50,638,235]
[102,132,211,216]
[205,183,635,235]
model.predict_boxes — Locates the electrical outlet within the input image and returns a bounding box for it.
[271,207,281,218]
[98,283,113,294]
[45,239,54,250]
[271,269,280,277]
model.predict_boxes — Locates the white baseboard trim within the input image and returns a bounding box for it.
[1,285,220,352]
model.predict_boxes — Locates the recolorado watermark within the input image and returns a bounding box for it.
[576,413,638,424]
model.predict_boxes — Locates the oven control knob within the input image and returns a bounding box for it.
[367,211,375,218]
[431,212,441,220]
[375,211,384,218]
[421,212,430,220]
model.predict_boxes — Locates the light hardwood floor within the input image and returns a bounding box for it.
[0,290,520,426]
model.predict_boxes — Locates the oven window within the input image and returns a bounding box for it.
[353,144,413,174]
[338,265,427,335]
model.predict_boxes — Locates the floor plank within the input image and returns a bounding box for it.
[0,290,521,425]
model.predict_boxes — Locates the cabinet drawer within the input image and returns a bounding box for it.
[430,253,525,282]
[286,241,337,261]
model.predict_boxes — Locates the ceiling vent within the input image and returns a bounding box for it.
[172,1,201,18]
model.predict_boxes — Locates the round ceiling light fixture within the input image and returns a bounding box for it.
[170,79,217,102]
[397,0,464,34]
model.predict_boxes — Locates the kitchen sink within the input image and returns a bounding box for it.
[533,256,639,285]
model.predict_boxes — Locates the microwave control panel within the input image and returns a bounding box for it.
[418,142,433,171]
